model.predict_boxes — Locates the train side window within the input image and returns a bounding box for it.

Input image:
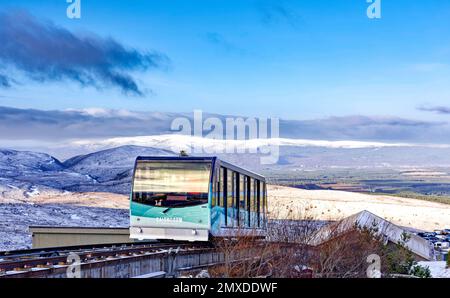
[239,175,243,225]
[228,170,235,227]
[216,167,220,207]
[255,177,258,227]
[218,167,223,207]
[256,180,261,228]
[263,182,267,228]
[235,172,239,226]
[250,178,256,228]
[247,176,252,227]
[222,167,227,226]
[212,167,217,207]
[240,174,246,227]
[240,175,244,226]
[235,172,240,225]
[260,182,264,227]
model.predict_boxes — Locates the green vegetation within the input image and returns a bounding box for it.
[384,233,431,278]
[387,191,450,205]
[265,167,450,205]
[410,264,432,278]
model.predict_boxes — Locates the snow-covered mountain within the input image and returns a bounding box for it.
[63,145,176,193]
[3,141,450,196]
[67,135,450,170]
[64,145,174,182]
[0,149,64,174]
[0,149,95,195]
[0,146,177,195]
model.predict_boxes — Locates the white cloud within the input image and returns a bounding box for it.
[64,108,145,119]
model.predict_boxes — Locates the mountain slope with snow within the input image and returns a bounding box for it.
[68,135,450,169]
[0,146,177,195]
[0,149,64,174]
[0,149,95,194]
[3,140,450,196]
[62,145,176,193]
[64,145,175,181]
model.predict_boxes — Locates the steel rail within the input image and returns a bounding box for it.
[0,241,212,274]
[0,240,190,258]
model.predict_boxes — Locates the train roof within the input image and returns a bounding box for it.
[135,156,265,181]
[136,156,215,162]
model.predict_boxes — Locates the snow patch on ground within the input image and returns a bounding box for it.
[0,203,128,251]
[418,261,450,278]
[25,186,40,197]
[70,214,81,220]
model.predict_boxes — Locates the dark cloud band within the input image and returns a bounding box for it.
[0,106,448,144]
[0,74,10,87]
[0,10,169,95]
[418,105,450,115]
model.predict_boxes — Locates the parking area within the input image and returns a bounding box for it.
[417,229,450,261]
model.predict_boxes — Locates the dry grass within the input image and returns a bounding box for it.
[0,190,129,209]
[30,192,129,209]
[268,184,450,231]
[209,235,313,278]
[4,184,447,232]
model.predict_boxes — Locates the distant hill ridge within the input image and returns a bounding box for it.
[0,145,177,194]
[3,143,450,195]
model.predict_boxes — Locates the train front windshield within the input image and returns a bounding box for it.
[132,161,212,208]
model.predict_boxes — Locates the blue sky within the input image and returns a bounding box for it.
[1,0,450,121]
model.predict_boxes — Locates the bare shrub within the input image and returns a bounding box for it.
[310,224,431,278]
[209,204,426,278]
[210,233,315,278]
[311,226,385,278]
[209,205,321,278]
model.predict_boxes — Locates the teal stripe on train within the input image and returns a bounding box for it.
[130,201,210,229]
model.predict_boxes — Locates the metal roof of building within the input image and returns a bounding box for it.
[308,210,435,260]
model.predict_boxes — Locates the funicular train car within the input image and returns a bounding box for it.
[129,156,267,241]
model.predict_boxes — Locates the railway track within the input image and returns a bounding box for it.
[0,241,214,278]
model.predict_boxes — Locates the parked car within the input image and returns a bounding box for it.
[425,236,440,242]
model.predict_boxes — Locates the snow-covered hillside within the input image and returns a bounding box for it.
[63,145,176,193]
[0,149,95,196]
[69,135,450,169]
[0,149,64,174]
[0,146,174,250]
[0,203,128,251]
[64,145,174,181]
[0,146,176,195]
[4,142,450,197]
